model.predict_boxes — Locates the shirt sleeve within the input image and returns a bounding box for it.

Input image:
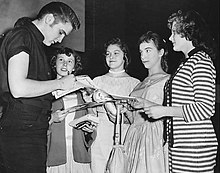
[6,28,31,60]
[182,56,216,122]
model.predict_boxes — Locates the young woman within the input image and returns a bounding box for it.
[47,47,93,173]
[135,10,218,173]
[91,38,140,173]
[123,31,170,173]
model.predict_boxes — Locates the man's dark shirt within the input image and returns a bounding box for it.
[0,17,53,110]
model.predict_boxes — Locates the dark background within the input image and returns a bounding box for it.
[83,0,219,79]
[0,0,219,171]
[0,0,85,51]
[81,0,219,172]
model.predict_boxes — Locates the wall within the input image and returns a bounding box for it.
[0,0,85,51]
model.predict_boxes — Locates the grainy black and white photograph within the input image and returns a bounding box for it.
[0,0,219,173]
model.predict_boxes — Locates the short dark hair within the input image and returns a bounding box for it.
[37,1,80,30]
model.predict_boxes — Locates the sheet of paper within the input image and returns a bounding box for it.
[52,75,98,99]
[52,75,137,107]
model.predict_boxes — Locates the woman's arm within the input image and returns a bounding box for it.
[131,97,184,119]
[143,105,184,119]
[104,101,134,124]
[49,109,69,125]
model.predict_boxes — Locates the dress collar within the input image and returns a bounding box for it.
[188,47,203,57]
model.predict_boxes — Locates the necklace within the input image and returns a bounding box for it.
[109,69,125,74]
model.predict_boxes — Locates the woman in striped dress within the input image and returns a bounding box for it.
[134,10,218,172]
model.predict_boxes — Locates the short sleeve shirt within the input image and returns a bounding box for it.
[0,18,53,109]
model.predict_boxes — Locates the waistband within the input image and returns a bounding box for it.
[6,102,52,122]
[9,102,51,115]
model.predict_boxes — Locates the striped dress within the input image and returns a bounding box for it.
[168,49,218,173]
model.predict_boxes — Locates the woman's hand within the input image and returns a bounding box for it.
[128,97,167,120]
[129,97,155,110]
[143,105,166,119]
[104,102,117,115]
[145,106,183,119]
[93,89,113,103]
[49,109,69,124]
[81,90,93,103]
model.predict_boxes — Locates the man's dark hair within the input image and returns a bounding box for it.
[37,1,80,30]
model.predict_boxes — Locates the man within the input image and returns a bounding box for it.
[0,2,80,173]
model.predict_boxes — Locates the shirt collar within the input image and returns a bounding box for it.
[15,17,44,44]
[188,47,203,57]
[29,21,44,44]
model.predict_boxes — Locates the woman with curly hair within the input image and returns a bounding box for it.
[134,10,218,173]
[91,38,140,173]
[47,47,94,173]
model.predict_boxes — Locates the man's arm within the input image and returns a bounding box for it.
[8,51,76,98]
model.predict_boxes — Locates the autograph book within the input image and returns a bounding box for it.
[53,75,98,99]
[69,114,99,128]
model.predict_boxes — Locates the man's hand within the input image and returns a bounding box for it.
[59,74,77,90]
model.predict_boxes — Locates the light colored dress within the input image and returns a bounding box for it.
[47,94,92,173]
[124,74,169,173]
[91,74,139,173]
